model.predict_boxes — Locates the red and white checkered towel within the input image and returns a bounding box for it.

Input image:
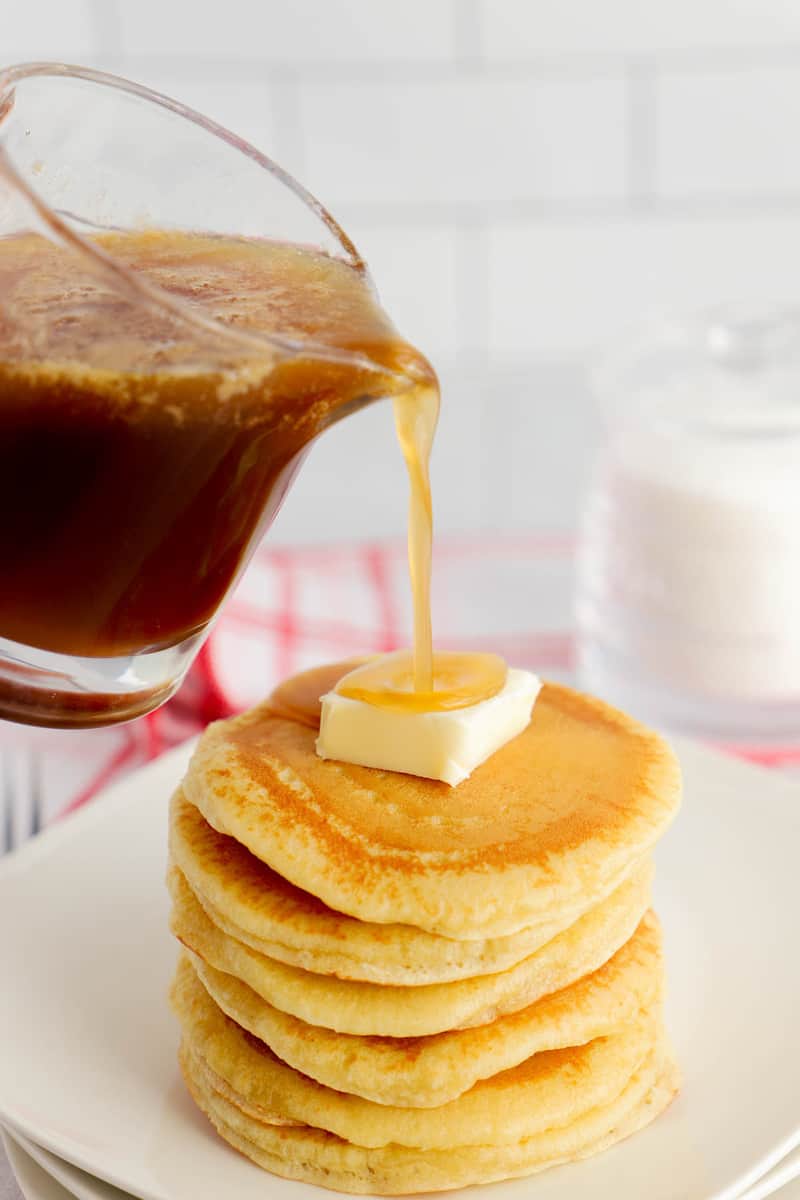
[3,535,574,824]
[2,532,795,830]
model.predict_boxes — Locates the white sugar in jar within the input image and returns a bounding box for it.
[576,308,800,745]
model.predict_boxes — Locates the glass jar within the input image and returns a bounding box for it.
[576,306,800,747]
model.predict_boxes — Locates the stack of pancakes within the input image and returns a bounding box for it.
[168,673,682,1193]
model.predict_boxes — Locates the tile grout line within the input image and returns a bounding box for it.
[626,59,658,211]
[265,68,308,185]
[71,45,800,82]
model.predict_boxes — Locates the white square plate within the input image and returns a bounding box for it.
[0,737,798,1200]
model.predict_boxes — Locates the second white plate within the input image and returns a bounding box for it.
[6,1127,800,1200]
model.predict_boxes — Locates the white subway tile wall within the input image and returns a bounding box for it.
[481,0,800,56]
[125,70,276,153]
[3,1,800,542]
[115,0,458,64]
[656,65,800,199]
[488,213,800,355]
[4,0,98,59]
[297,75,629,212]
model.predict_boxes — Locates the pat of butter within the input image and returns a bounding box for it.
[315,668,541,786]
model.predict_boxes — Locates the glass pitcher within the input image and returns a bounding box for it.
[0,62,432,729]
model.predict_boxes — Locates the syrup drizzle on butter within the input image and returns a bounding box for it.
[337,650,507,713]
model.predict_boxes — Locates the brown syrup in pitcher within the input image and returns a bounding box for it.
[0,228,499,722]
[0,231,432,655]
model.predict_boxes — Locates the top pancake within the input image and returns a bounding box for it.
[183,679,680,940]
